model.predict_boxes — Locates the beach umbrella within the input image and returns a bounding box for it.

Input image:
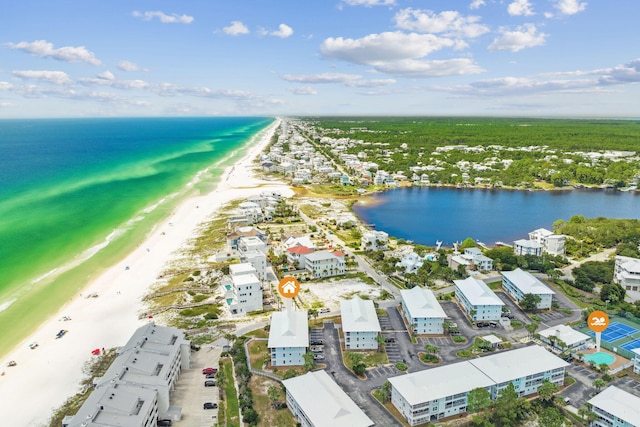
[91,348,101,355]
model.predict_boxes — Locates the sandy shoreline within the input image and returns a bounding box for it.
[0,118,292,426]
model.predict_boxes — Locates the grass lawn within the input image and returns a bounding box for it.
[247,339,269,371]
[220,358,240,427]
[250,376,297,427]
[245,328,269,339]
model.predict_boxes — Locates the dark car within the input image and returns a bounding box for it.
[202,367,217,375]
[310,340,324,345]
[204,380,216,387]
[157,420,172,426]
[476,322,490,328]
[206,373,217,379]
[384,337,396,343]
[203,402,218,409]
[56,329,68,339]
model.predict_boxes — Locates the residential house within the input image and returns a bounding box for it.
[396,251,424,274]
[361,230,388,251]
[513,239,543,256]
[340,297,381,350]
[226,226,267,250]
[389,345,568,426]
[268,310,309,366]
[238,235,267,255]
[449,247,493,271]
[400,287,447,334]
[304,250,346,279]
[528,228,566,256]
[501,268,555,309]
[241,250,267,281]
[538,324,591,351]
[284,235,316,250]
[587,385,640,427]
[227,267,262,314]
[283,371,374,427]
[614,255,640,293]
[287,245,314,269]
[454,277,504,322]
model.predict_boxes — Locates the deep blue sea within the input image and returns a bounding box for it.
[353,187,640,246]
[0,117,274,353]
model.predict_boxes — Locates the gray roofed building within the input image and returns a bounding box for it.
[284,370,374,427]
[268,309,309,366]
[454,276,504,322]
[340,297,381,333]
[501,268,554,309]
[588,385,640,427]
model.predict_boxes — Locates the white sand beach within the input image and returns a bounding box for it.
[0,119,291,426]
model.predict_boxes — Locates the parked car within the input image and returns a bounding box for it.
[204,380,216,387]
[476,322,490,328]
[384,337,396,343]
[311,347,323,353]
[157,420,172,426]
[202,367,217,375]
[313,354,325,360]
[56,329,68,339]
[310,339,324,345]
[319,308,330,313]
[205,373,217,379]
[203,402,218,409]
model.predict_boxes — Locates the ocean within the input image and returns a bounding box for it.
[353,186,640,247]
[0,116,274,355]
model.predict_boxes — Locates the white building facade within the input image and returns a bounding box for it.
[501,268,555,309]
[304,250,346,279]
[614,255,640,292]
[400,287,447,334]
[361,230,388,251]
[513,239,543,256]
[588,386,640,427]
[454,277,504,322]
[268,310,309,366]
[340,297,381,350]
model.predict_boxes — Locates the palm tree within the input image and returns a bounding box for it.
[593,378,606,391]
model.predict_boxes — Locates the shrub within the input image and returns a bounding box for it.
[395,362,408,371]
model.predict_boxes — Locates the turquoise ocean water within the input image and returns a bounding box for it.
[0,117,274,355]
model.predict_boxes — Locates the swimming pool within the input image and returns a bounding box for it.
[583,352,615,365]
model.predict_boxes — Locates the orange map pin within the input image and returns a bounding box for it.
[278,276,300,299]
[588,310,609,333]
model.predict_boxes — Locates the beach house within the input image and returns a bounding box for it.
[283,370,374,427]
[501,268,555,309]
[400,287,447,334]
[389,345,568,426]
[614,255,640,295]
[528,228,566,256]
[238,235,267,255]
[63,324,190,425]
[587,385,640,427]
[227,265,263,314]
[286,245,314,269]
[449,247,493,271]
[268,309,309,366]
[513,239,543,256]
[241,250,267,281]
[304,250,346,279]
[361,230,388,251]
[454,277,504,322]
[340,297,381,350]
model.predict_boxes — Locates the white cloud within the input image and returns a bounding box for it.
[597,58,640,85]
[271,24,294,38]
[488,24,547,52]
[223,21,249,36]
[5,40,102,65]
[0,101,12,108]
[281,73,362,84]
[345,78,397,87]
[394,8,490,38]
[289,86,318,95]
[469,0,485,9]
[341,0,396,7]
[321,31,455,64]
[98,71,115,81]
[554,0,587,15]
[118,60,143,72]
[12,70,72,85]
[132,11,194,24]
[0,81,13,90]
[508,0,535,16]
[374,58,484,77]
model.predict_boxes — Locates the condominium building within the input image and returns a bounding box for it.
[304,250,345,279]
[340,297,381,350]
[390,345,568,426]
[614,255,640,292]
[283,370,374,427]
[454,277,504,322]
[268,309,309,366]
[400,287,447,334]
[501,268,555,309]
[513,239,543,256]
[227,271,263,314]
[63,324,190,426]
[241,250,267,281]
[588,386,640,427]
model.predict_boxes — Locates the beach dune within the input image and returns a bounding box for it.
[0,119,290,426]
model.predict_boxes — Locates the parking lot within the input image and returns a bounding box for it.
[171,347,221,426]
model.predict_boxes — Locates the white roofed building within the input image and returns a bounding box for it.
[454,277,504,322]
[588,385,640,427]
[340,297,381,350]
[227,272,262,314]
[614,255,640,295]
[238,235,267,255]
[513,239,543,256]
[283,370,374,427]
[361,230,388,251]
[241,250,267,281]
[268,310,309,366]
[528,228,566,256]
[400,287,447,334]
[501,268,555,309]
[304,250,346,279]
[389,345,568,426]
[538,324,591,351]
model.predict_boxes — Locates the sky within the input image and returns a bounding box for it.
[1,0,639,118]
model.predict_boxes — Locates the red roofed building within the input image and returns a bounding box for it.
[287,245,314,268]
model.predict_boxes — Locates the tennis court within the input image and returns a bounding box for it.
[587,322,638,342]
[620,338,640,352]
